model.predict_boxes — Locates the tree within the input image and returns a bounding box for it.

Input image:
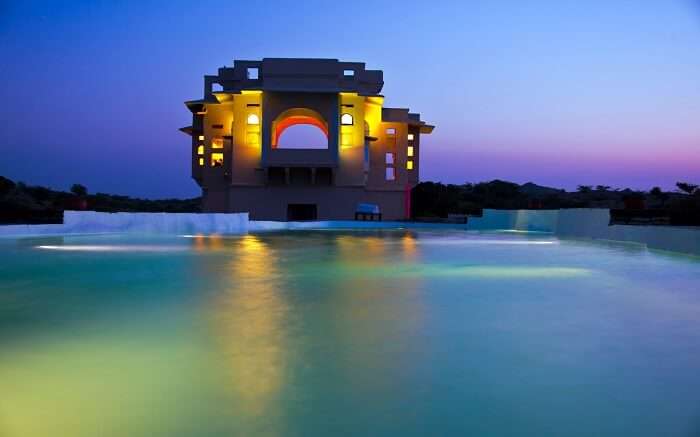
[595,185,611,192]
[70,184,88,197]
[0,176,16,195]
[650,186,669,207]
[576,185,593,193]
[676,182,698,195]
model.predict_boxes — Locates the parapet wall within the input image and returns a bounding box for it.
[62,211,250,234]
[0,211,249,236]
[1,209,698,256]
[472,208,700,256]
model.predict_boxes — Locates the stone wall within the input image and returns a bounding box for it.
[471,208,700,256]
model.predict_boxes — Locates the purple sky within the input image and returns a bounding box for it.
[1,1,699,198]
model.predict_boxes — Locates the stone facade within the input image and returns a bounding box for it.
[181,58,434,220]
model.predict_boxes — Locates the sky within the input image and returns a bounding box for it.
[0,0,699,198]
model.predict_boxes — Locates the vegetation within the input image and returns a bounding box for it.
[412,179,700,226]
[0,176,200,224]
[2,175,698,226]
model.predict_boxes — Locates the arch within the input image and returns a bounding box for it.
[341,113,354,125]
[272,108,328,148]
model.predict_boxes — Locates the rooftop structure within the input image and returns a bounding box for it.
[181,58,434,220]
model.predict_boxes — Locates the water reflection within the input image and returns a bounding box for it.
[329,231,426,397]
[211,235,289,426]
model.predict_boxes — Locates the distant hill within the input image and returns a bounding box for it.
[518,182,564,197]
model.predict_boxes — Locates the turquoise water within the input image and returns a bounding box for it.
[1,231,699,436]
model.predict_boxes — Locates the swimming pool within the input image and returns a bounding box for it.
[1,230,699,436]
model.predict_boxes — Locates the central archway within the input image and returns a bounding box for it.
[272,108,328,149]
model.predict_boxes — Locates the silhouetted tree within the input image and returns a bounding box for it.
[0,176,15,195]
[70,184,87,197]
[577,185,593,193]
[649,186,669,207]
[676,182,698,195]
[595,185,611,192]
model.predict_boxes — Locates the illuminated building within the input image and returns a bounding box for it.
[181,58,434,220]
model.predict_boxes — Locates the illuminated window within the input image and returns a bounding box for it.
[343,69,355,77]
[385,152,394,165]
[385,167,395,180]
[198,135,205,141]
[197,145,204,155]
[212,138,224,149]
[247,67,259,80]
[386,128,396,135]
[211,153,224,167]
[198,157,204,166]
[407,160,414,170]
[341,113,354,125]
[407,133,414,141]
[407,146,414,157]
[246,132,260,146]
[247,113,260,125]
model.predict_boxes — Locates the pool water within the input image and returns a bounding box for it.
[1,231,699,436]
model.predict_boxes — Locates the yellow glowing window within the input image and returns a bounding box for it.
[197,145,204,155]
[407,160,414,170]
[212,138,224,149]
[407,146,414,157]
[408,133,414,141]
[341,132,353,147]
[246,132,260,145]
[198,157,204,166]
[341,113,354,125]
[198,135,205,141]
[211,153,224,167]
[247,113,260,125]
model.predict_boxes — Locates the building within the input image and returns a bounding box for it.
[180,58,434,220]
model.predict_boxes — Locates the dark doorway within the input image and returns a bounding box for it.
[287,204,317,221]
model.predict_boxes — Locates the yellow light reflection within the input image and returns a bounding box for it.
[213,235,288,418]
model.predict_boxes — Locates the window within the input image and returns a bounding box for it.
[385,152,394,165]
[385,167,395,180]
[198,157,204,166]
[407,146,414,157]
[198,135,205,141]
[197,145,204,155]
[386,128,396,135]
[247,67,259,80]
[211,153,224,167]
[246,132,260,146]
[341,113,354,125]
[407,133,414,141]
[407,160,414,170]
[343,69,355,77]
[212,138,224,149]
[212,83,223,92]
[247,113,260,125]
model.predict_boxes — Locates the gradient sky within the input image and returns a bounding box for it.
[1,0,699,198]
